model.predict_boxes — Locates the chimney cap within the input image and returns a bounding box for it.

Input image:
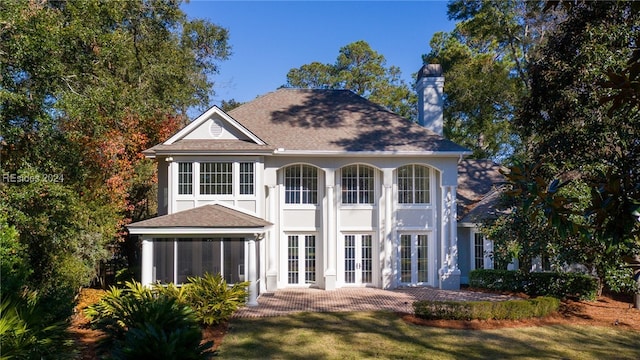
[417,64,443,80]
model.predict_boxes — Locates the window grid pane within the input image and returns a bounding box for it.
[305,235,316,284]
[397,165,412,204]
[400,235,412,283]
[361,235,372,283]
[200,162,232,195]
[474,233,485,269]
[344,235,356,283]
[178,162,193,195]
[239,162,254,195]
[414,166,430,203]
[288,236,299,284]
[417,234,428,282]
[342,165,374,204]
[301,165,318,204]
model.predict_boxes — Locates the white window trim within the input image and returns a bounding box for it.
[470,229,494,271]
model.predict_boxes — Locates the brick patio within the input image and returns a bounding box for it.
[234,287,516,318]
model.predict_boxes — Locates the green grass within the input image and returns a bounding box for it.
[217,311,640,359]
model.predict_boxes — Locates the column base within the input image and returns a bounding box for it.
[439,268,461,290]
[324,274,337,290]
[266,273,278,292]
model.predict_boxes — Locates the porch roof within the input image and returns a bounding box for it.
[127,204,272,235]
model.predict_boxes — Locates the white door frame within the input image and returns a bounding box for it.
[338,232,378,287]
[396,231,436,286]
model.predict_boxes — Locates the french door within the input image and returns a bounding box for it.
[287,234,316,285]
[343,234,373,285]
[398,233,430,285]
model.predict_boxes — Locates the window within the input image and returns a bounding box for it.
[474,233,485,270]
[177,161,255,196]
[341,164,374,204]
[287,234,316,285]
[472,232,493,270]
[200,162,232,195]
[239,162,254,195]
[284,165,318,204]
[178,162,193,195]
[398,165,430,204]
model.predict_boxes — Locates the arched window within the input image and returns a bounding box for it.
[397,165,430,204]
[341,164,374,204]
[284,165,318,204]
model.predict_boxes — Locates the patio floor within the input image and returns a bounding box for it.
[234,287,517,318]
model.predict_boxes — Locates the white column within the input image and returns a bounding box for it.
[266,185,278,291]
[439,185,460,290]
[324,179,337,290]
[167,160,175,214]
[383,184,393,289]
[141,237,153,286]
[247,237,258,306]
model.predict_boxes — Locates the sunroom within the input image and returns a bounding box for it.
[127,203,272,306]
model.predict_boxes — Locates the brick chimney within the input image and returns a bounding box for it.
[415,64,444,136]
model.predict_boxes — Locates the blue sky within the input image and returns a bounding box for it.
[181,1,455,107]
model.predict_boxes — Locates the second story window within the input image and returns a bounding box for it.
[239,162,254,195]
[178,162,193,195]
[397,164,430,204]
[200,162,233,195]
[341,164,374,204]
[285,164,318,204]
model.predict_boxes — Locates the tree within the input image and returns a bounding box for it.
[423,0,563,160]
[285,40,417,120]
[501,1,640,301]
[0,0,231,318]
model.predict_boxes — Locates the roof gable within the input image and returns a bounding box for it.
[164,106,265,145]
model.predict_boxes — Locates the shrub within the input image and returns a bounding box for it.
[85,281,212,359]
[469,269,598,300]
[0,294,75,359]
[413,297,560,321]
[184,273,249,325]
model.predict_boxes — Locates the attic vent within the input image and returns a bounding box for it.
[209,119,224,138]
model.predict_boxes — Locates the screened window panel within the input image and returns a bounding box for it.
[361,235,372,284]
[223,240,245,284]
[200,162,232,195]
[344,235,356,283]
[153,240,174,284]
[178,162,193,195]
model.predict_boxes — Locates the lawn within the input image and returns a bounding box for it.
[217,311,640,359]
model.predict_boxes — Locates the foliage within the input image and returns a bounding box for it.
[0,295,75,360]
[413,296,560,321]
[183,273,249,325]
[423,0,564,160]
[85,281,212,359]
[512,0,640,254]
[469,269,599,300]
[0,214,31,298]
[285,40,417,120]
[1,0,231,322]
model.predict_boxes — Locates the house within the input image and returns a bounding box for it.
[128,64,486,306]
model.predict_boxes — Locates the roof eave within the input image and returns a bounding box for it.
[271,149,472,157]
[128,225,272,235]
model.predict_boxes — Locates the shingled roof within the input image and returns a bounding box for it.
[220,89,468,153]
[127,204,272,230]
[457,159,509,223]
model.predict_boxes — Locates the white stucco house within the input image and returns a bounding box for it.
[128,64,500,306]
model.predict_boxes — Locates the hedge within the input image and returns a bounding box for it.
[469,269,598,300]
[413,296,560,321]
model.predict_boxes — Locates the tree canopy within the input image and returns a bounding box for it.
[423,0,562,160]
[285,40,417,120]
[0,0,231,328]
